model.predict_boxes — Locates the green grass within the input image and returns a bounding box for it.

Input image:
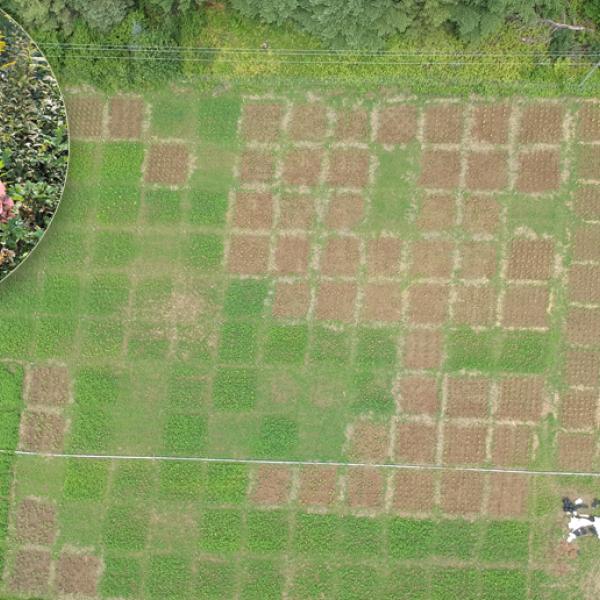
[195,560,236,599]
[197,96,242,144]
[185,234,224,268]
[264,325,308,364]
[213,367,257,410]
[310,326,352,365]
[204,464,248,504]
[199,508,243,553]
[246,511,289,553]
[189,190,229,226]
[103,504,150,550]
[147,555,191,600]
[158,462,204,500]
[223,279,268,318]
[83,273,130,316]
[100,142,144,185]
[144,189,183,224]
[101,554,142,598]
[63,460,109,500]
[254,415,298,457]
[218,321,258,363]
[163,413,206,454]
[356,327,397,367]
[481,521,530,563]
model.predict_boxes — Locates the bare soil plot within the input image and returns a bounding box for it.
[410,240,454,279]
[416,193,455,231]
[572,224,600,261]
[241,102,284,142]
[279,194,316,230]
[326,192,364,230]
[566,307,600,346]
[423,103,463,144]
[250,465,292,506]
[407,283,449,325]
[320,237,360,276]
[145,143,190,185]
[557,432,595,470]
[348,420,389,462]
[315,281,357,322]
[496,376,545,422]
[376,105,417,144]
[491,425,532,467]
[419,149,460,189]
[564,349,600,387]
[394,376,439,416]
[25,365,70,407]
[55,553,102,596]
[440,471,484,515]
[346,467,384,508]
[298,465,338,506]
[239,148,275,183]
[394,422,437,464]
[65,96,104,138]
[15,498,56,545]
[471,103,511,144]
[518,103,564,143]
[462,195,501,235]
[446,377,490,419]
[367,237,402,276]
[108,96,144,139]
[274,235,310,274]
[560,390,597,430]
[288,103,328,141]
[443,424,487,465]
[227,234,270,274]
[335,108,369,142]
[501,285,549,328]
[361,282,402,322]
[568,264,600,303]
[9,549,51,595]
[391,471,435,512]
[459,242,498,279]
[327,148,370,188]
[272,281,310,319]
[578,145,600,180]
[403,329,443,370]
[19,411,66,453]
[465,150,508,191]
[506,239,554,281]
[453,286,496,326]
[282,147,324,186]
[573,185,600,220]
[233,191,274,229]
[487,473,529,518]
[516,150,561,193]
[578,103,600,142]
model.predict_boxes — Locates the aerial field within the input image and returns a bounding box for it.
[0,84,599,598]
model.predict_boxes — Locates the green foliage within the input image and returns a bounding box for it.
[40,273,81,314]
[75,367,122,406]
[213,367,257,410]
[112,461,157,498]
[84,273,130,316]
[147,554,191,600]
[0,363,23,412]
[386,567,429,600]
[93,231,139,266]
[218,321,257,363]
[356,328,397,367]
[205,463,248,504]
[167,376,206,410]
[101,554,142,598]
[481,521,530,562]
[195,560,236,599]
[293,513,341,555]
[254,415,298,457]
[223,279,268,318]
[246,510,288,553]
[199,508,243,553]
[291,563,336,598]
[197,96,242,144]
[35,316,77,358]
[185,233,224,269]
[103,504,149,550]
[389,518,435,559]
[163,413,206,454]
[69,0,133,32]
[310,326,351,365]
[432,568,479,600]
[338,565,381,599]
[240,559,283,600]
[158,461,204,499]
[339,516,384,558]
[100,142,144,184]
[189,190,228,226]
[69,401,112,452]
[497,331,550,373]
[80,320,124,359]
[96,184,141,224]
[482,569,527,599]
[63,460,109,500]
[351,369,395,413]
[264,325,308,364]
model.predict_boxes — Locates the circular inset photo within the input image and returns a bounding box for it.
[0,9,68,282]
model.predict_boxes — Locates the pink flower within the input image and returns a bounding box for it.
[0,180,15,223]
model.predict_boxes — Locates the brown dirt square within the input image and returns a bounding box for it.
[321,236,360,276]
[346,467,384,508]
[326,192,364,230]
[233,191,273,229]
[487,473,529,518]
[274,236,310,274]
[491,425,532,467]
[502,285,549,328]
[561,390,597,430]
[335,108,369,142]
[568,264,600,303]
[446,377,490,419]
[462,195,501,235]
[315,282,357,322]
[578,103,600,142]
[394,422,437,464]
[241,103,284,142]
[279,194,316,230]
[56,553,102,596]
[440,471,484,515]
[394,376,439,416]
[518,103,564,143]
[239,149,275,183]
[471,103,511,144]
[376,104,417,144]
[282,148,324,186]
[459,242,498,279]
[557,432,595,470]
[410,240,454,279]
[565,349,600,387]
[298,465,338,506]
[443,424,487,465]
[496,376,545,422]
[227,235,269,274]
[145,143,189,185]
[465,150,508,191]
[16,498,56,545]
[272,281,310,319]
[19,411,66,453]
[423,103,463,144]
[288,103,328,141]
[515,150,561,193]
[506,239,554,281]
[9,549,51,595]
[349,420,389,462]
[108,96,144,139]
[367,237,402,276]
[419,149,460,189]
[250,465,292,506]
[453,286,496,327]
[417,194,455,231]
[573,185,600,220]
[391,471,435,512]
[566,307,600,346]
[361,283,402,322]
[26,365,70,407]
[327,148,370,188]
[65,96,104,138]
[578,145,600,180]
[407,283,449,325]
[572,224,600,261]
[403,329,443,370]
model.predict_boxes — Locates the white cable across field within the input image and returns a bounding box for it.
[2,448,600,479]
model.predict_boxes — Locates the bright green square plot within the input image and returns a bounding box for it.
[93,231,139,266]
[290,562,336,599]
[264,325,308,364]
[240,559,284,600]
[103,504,149,551]
[432,568,479,600]
[481,569,526,600]
[185,234,224,269]
[218,321,258,363]
[101,554,141,598]
[0,364,23,411]
[83,273,130,316]
[0,315,33,358]
[195,560,236,599]
[338,516,384,558]
[67,141,98,182]
[351,369,395,414]
[356,328,397,367]
[75,367,122,407]
[112,462,157,499]
[189,190,228,226]
[310,326,352,365]
[205,463,248,504]
[246,510,289,553]
[212,367,257,410]
[40,273,81,315]
[63,460,109,500]
[198,96,241,143]
[432,519,479,559]
[497,331,549,374]
[68,405,112,453]
[147,554,191,600]
[100,142,144,185]
[199,508,243,554]
[338,565,381,600]
[389,518,434,559]
[95,183,141,224]
[34,316,77,359]
[293,513,341,556]
[163,413,206,454]
[223,279,268,318]
[481,521,530,562]
[254,415,298,458]
[144,188,182,224]
[159,462,204,500]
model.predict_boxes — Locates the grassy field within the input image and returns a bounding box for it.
[0,82,599,598]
